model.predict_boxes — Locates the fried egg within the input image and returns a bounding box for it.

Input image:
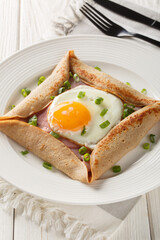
[48,86,123,149]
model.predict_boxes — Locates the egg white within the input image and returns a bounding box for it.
[48,86,123,149]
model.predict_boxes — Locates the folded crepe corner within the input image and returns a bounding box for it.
[70,53,158,107]
[0,51,160,183]
[5,51,70,118]
[90,102,160,182]
[0,118,89,183]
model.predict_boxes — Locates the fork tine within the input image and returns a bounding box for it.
[80,8,108,34]
[86,2,118,27]
[82,5,111,28]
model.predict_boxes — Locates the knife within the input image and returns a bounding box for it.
[94,0,160,31]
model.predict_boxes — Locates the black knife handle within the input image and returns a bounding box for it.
[134,33,160,47]
[94,0,160,31]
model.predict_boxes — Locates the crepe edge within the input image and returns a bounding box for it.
[89,102,160,182]
[69,51,159,107]
[0,117,89,183]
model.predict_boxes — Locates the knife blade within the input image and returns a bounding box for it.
[94,0,160,30]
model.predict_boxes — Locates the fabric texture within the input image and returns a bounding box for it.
[1,0,160,239]
[52,0,160,41]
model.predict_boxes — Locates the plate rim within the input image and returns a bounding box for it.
[0,35,160,205]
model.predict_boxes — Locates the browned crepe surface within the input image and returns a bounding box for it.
[90,102,160,182]
[0,118,88,183]
[5,51,70,118]
[69,51,158,107]
[0,50,160,183]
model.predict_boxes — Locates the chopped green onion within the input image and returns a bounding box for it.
[149,134,155,143]
[10,104,15,110]
[100,108,108,117]
[112,165,121,173]
[50,96,55,100]
[50,131,60,139]
[123,108,129,119]
[21,88,31,97]
[28,115,37,126]
[79,146,87,155]
[81,126,86,136]
[69,72,73,77]
[43,162,52,170]
[143,143,150,150]
[58,87,65,94]
[95,97,104,105]
[64,80,71,89]
[99,120,110,129]
[77,91,85,99]
[141,88,147,94]
[94,66,101,71]
[21,150,29,156]
[83,153,90,162]
[73,73,80,82]
[38,76,46,85]
[126,82,131,86]
[123,104,134,119]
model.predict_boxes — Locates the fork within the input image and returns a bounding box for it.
[80,3,160,47]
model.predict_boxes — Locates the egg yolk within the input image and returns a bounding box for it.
[50,101,91,131]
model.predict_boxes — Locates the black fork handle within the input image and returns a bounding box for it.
[134,33,160,47]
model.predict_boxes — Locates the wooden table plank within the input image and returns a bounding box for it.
[0,0,20,60]
[20,0,52,49]
[0,1,20,239]
[0,205,14,240]
[146,187,160,240]
[0,0,159,239]
[111,196,151,240]
[14,214,42,240]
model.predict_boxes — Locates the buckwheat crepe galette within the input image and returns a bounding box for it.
[0,51,160,183]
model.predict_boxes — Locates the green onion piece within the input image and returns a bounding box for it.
[81,126,86,136]
[149,134,155,143]
[94,66,101,71]
[21,88,31,97]
[43,162,52,170]
[50,96,55,100]
[95,97,104,105]
[73,73,80,82]
[122,108,129,119]
[112,165,121,173]
[28,115,38,126]
[77,91,85,99]
[58,87,65,94]
[143,143,150,150]
[123,103,127,107]
[141,88,147,94]
[99,120,110,129]
[21,150,29,156]
[11,104,15,110]
[123,105,134,119]
[69,72,73,77]
[83,153,90,162]
[126,82,131,86]
[64,80,71,89]
[50,131,60,139]
[79,146,87,155]
[100,108,108,117]
[38,76,46,85]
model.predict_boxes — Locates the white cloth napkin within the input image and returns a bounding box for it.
[1,1,160,240]
[51,0,160,41]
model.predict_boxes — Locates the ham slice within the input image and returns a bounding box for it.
[36,79,92,167]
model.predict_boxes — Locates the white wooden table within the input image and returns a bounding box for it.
[0,1,160,239]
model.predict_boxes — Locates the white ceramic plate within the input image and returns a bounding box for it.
[0,35,160,205]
